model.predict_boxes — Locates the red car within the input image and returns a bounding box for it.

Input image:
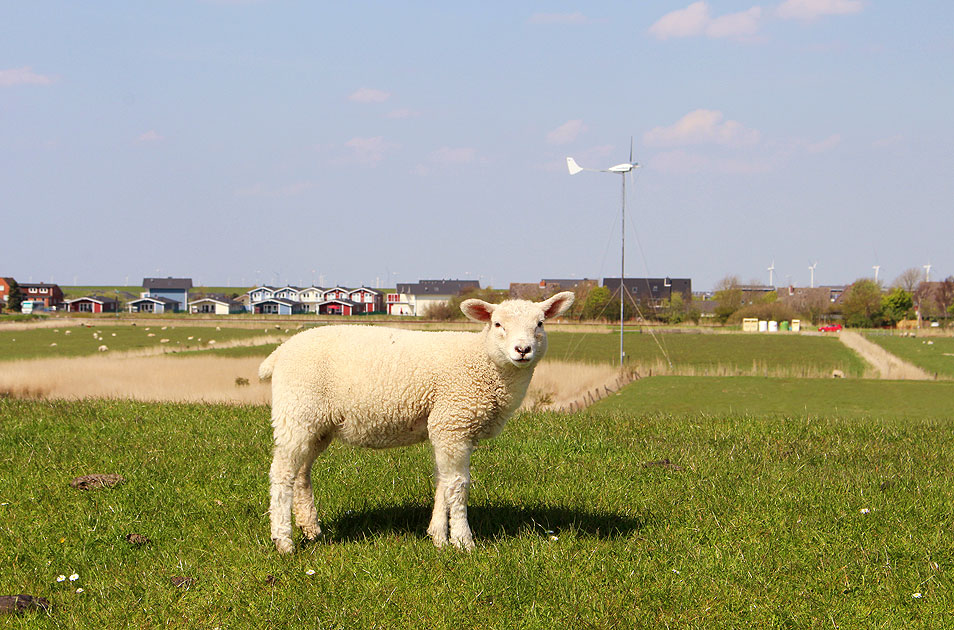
[818,323,842,332]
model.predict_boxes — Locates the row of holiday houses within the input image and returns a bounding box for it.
[0,277,486,317]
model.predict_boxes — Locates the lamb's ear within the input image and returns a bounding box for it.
[461,299,496,323]
[540,291,575,320]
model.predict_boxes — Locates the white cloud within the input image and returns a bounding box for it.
[650,2,763,40]
[528,12,590,25]
[546,119,586,145]
[344,136,396,165]
[777,0,863,20]
[649,2,710,39]
[707,7,762,38]
[349,87,391,103]
[137,130,163,142]
[430,147,477,165]
[0,66,55,87]
[643,110,761,148]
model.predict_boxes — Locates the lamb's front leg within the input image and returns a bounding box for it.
[429,443,475,550]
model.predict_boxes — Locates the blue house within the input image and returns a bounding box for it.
[142,277,193,312]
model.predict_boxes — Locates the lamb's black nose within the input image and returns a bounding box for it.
[515,345,531,357]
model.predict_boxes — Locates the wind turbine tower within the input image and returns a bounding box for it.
[567,141,640,367]
[873,265,881,284]
[767,260,775,287]
[924,264,932,283]
[809,262,817,288]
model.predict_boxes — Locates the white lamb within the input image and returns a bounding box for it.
[259,291,574,553]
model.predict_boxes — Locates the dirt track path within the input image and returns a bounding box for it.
[838,330,933,380]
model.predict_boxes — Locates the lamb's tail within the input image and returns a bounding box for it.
[258,348,279,381]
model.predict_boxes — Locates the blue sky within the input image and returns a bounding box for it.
[2,1,952,291]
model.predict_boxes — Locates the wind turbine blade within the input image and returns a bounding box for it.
[629,136,633,164]
[566,157,584,175]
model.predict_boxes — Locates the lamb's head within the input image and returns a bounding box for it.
[461,291,575,369]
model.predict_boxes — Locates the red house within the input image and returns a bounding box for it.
[64,296,119,313]
[18,283,64,309]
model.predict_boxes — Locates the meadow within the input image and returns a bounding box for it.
[864,333,954,379]
[1,390,951,628]
[0,324,282,361]
[545,331,867,377]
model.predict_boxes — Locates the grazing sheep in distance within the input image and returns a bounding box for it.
[98,345,108,352]
[260,291,575,553]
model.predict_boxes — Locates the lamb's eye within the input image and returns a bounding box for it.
[494,322,502,328]
[537,321,543,328]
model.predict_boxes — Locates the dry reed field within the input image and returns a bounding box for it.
[0,354,621,410]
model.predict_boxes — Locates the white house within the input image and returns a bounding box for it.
[189,295,244,315]
[296,286,324,313]
[387,280,480,316]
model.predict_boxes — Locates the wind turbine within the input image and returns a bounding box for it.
[808,261,817,288]
[767,260,775,288]
[567,140,640,367]
[923,263,932,283]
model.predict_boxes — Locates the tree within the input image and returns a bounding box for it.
[712,275,743,324]
[880,287,913,326]
[6,280,23,313]
[581,286,612,320]
[842,279,883,328]
[662,291,687,324]
[893,267,922,292]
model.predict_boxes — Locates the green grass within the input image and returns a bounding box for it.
[546,331,867,376]
[0,325,271,361]
[864,333,954,378]
[591,375,954,418]
[1,390,952,627]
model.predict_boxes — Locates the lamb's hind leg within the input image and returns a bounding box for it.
[293,433,332,541]
[270,420,317,554]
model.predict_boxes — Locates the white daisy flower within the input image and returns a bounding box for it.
[75,588,84,593]
[56,575,66,582]
[860,508,870,514]
[69,573,79,581]
[912,592,922,599]
[305,569,315,575]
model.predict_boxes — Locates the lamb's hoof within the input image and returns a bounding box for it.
[299,524,322,541]
[273,537,294,554]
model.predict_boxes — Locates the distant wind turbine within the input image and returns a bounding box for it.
[923,263,932,283]
[567,140,640,367]
[808,261,818,288]
[767,260,775,287]
[872,265,881,284]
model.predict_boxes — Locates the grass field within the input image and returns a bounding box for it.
[591,375,954,418]
[864,333,954,379]
[1,389,951,627]
[545,331,868,377]
[0,325,278,361]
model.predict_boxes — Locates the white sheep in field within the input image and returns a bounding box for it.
[259,291,575,553]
